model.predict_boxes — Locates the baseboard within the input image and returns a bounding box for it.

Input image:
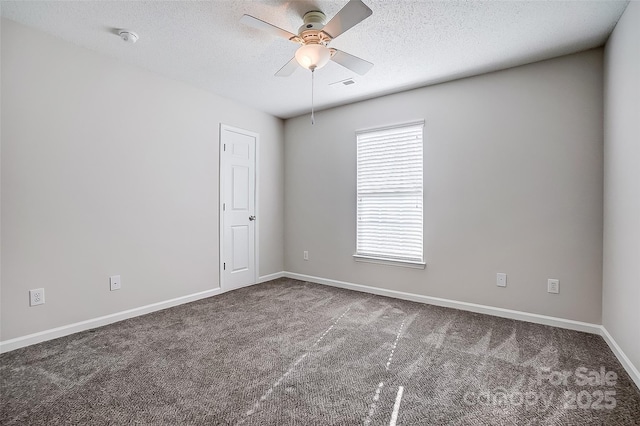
[1,273,286,354]
[283,272,640,388]
[257,271,285,283]
[283,272,601,335]
[600,326,640,390]
[6,272,636,392]
[0,287,222,354]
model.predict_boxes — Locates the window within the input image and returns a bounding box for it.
[355,121,425,268]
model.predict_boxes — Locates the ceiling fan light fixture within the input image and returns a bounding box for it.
[295,44,331,71]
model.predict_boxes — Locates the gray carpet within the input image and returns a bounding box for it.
[1,278,639,425]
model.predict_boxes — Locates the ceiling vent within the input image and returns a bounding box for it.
[330,78,356,86]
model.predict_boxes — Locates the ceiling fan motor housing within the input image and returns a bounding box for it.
[299,11,331,45]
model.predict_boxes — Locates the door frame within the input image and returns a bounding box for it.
[219,123,259,291]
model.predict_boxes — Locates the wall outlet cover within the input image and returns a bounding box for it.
[497,273,507,287]
[29,288,45,306]
[110,275,121,291]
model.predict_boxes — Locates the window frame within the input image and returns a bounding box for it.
[353,120,426,269]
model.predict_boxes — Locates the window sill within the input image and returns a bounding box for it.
[353,254,426,269]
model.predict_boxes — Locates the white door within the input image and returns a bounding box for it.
[220,124,257,291]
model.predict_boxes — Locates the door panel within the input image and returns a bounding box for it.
[220,125,257,291]
[232,225,249,272]
[232,166,249,210]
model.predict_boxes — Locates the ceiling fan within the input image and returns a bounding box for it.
[240,0,374,77]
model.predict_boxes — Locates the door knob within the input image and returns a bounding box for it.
[249,215,256,221]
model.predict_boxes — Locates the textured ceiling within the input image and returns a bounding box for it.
[0,1,628,119]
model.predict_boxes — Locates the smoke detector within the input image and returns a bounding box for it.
[118,30,139,44]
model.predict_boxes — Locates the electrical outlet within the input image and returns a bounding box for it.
[497,273,507,287]
[29,288,45,306]
[303,251,309,261]
[110,275,121,291]
[548,279,559,294]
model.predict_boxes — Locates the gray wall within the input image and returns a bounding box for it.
[285,49,604,324]
[1,16,618,345]
[1,19,284,341]
[603,2,640,374]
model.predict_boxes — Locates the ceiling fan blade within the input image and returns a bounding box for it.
[240,14,301,43]
[321,0,373,39]
[275,58,299,77]
[331,49,373,75]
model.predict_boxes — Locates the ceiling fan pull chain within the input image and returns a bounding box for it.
[311,68,315,125]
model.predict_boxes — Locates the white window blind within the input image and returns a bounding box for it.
[356,121,424,264]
